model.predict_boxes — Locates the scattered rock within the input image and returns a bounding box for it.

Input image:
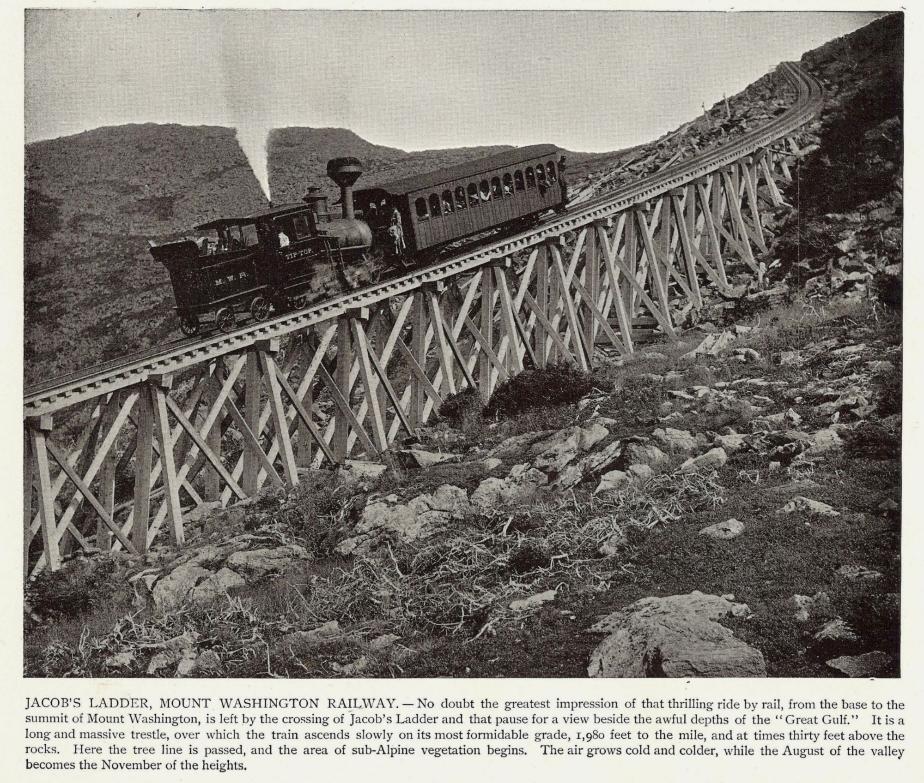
[826,651,893,678]
[598,527,627,557]
[776,496,839,517]
[471,465,548,511]
[596,470,630,494]
[623,442,669,470]
[490,430,556,459]
[588,591,765,678]
[682,331,735,361]
[805,427,843,456]
[680,447,728,473]
[653,427,696,454]
[193,650,223,675]
[791,591,834,623]
[530,422,610,474]
[510,589,557,612]
[226,545,311,578]
[813,618,860,645]
[340,485,472,554]
[699,518,745,540]
[189,567,246,604]
[336,460,388,486]
[399,449,461,469]
[369,634,401,652]
[836,564,883,582]
[151,563,213,611]
[553,439,623,489]
[628,464,653,481]
[713,432,747,453]
[481,457,503,471]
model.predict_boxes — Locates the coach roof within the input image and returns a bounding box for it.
[359,144,561,197]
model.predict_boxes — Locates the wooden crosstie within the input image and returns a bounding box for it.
[24,64,822,575]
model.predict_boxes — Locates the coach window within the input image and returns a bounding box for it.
[491,177,502,200]
[514,170,525,192]
[503,173,514,197]
[455,186,467,210]
[468,183,479,207]
[525,167,536,189]
[480,179,491,201]
[415,197,428,221]
[547,161,557,182]
[429,193,441,218]
[442,189,454,214]
[537,164,547,186]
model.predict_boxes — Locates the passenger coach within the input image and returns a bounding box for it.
[353,144,566,260]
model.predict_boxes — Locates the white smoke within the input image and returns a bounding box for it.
[216,15,275,204]
[234,123,271,203]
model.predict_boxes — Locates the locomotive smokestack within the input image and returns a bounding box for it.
[326,157,363,220]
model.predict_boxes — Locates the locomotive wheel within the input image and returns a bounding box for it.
[249,295,271,321]
[215,307,236,333]
[179,315,200,337]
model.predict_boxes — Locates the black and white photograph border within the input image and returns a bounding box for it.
[19,3,904,680]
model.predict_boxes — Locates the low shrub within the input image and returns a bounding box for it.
[485,364,594,419]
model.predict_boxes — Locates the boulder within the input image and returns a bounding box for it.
[226,544,311,578]
[552,439,623,489]
[588,591,766,678]
[509,589,558,612]
[791,591,834,623]
[699,518,744,540]
[713,432,747,453]
[653,428,696,454]
[490,430,556,459]
[680,447,728,473]
[826,651,893,678]
[836,564,883,582]
[805,428,843,456]
[775,496,839,517]
[813,618,860,646]
[192,650,223,675]
[530,422,610,475]
[399,449,461,468]
[471,465,548,511]
[628,464,653,481]
[336,460,388,486]
[681,331,735,361]
[151,563,213,611]
[623,442,669,470]
[339,485,471,554]
[189,567,246,604]
[596,470,630,494]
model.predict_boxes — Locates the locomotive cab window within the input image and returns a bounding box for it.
[514,170,525,191]
[468,183,479,207]
[292,214,312,240]
[454,186,467,210]
[429,193,441,218]
[241,223,259,247]
[525,167,536,188]
[502,173,514,197]
[415,197,428,221]
[442,189,454,214]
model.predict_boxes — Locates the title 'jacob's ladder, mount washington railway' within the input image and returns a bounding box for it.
[23,62,823,574]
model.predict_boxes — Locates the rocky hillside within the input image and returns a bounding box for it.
[24,14,901,680]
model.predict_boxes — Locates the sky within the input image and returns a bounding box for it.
[24,9,880,198]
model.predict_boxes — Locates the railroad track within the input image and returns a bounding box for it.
[24,61,822,419]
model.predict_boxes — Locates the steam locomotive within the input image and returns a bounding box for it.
[150,145,566,336]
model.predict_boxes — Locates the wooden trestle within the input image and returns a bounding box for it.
[24,73,818,574]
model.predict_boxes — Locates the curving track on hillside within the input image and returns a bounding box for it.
[24,62,822,419]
